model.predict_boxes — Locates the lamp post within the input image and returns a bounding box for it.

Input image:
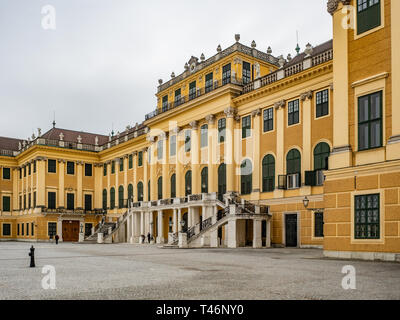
[302,196,324,213]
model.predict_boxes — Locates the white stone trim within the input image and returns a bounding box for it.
[324,250,400,262]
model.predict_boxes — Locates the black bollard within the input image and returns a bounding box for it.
[29,246,35,268]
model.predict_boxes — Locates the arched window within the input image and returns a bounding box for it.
[201,167,208,193]
[118,186,124,208]
[286,149,301,189]
[185,171,192,196]
[137,182,143,202]
[314,142,330,171]
[110,187,115,209]
[262,155,275,192]
[128,184,133,201]
[240,159,253,195]
[102,189,107,210]
[200,124,208,148]
[157,177,163,200]
[148,181,150,201]
[218,163,226,201]
[170,174,176,198]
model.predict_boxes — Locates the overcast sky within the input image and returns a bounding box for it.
[0,0,332,140]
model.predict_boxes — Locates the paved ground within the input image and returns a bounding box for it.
[0,242,399,300]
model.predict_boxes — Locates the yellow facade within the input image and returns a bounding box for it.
[0,0,398,260]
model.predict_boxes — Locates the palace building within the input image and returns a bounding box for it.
[0,0,399,261]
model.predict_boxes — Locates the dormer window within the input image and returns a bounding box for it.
[189,81,196,100]
[243,62,251,84]
[357,0,381,35]
[162,95,168,112]
[222,63,231,85]
[174,89,182,106]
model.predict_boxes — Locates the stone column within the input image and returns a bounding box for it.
[206,115,216,193]
[330,4,352,169]
[190,121,200,195]
[227,219,237,248]
[177,208,182,232]
[157,210,164,243]
[58,160,65,209]
[161,133,169,199]
[149,211,154,239]
[274,101,285,198]
[173,209,178,234]
[143,148,149,201]
[266,219,271,248]
[251,109,261,199]
[253,219,262,248]
[301,92,312,195]
[106,161,111,208]
[36,157,46,208]
[140,211,145,240]
[175,127,183,197]
[76,161,83,209]
[133,152,138,202]
[123,155,128,201]
[94,164,103,210]
[388,0,400,160]
[225,107,237,193]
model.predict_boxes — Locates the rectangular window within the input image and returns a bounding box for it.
[287,174,300,190]
[28,194,31,209]
[174,89,182,106]
[111,161,115,174]
[17,224,20,236]
[2,168,10,180]
[26,223,29,236]
[162,95,168,112]
[85,194,92,211]
[263,108,274,132]
[67,193,74,210]
[2,223,11,236]
[129,154,133,169]
[316,89,329,118]
[357,0,381,35]
[200,125,208,148]
[28,164,31,175]
[31,223,34,236]
[138,152,143,167]
[189,81,196,100]
[103,163,107,176]
[288,100,300,126]
[67,161,75,175]
[21,223,24,236]
[158,140,163,160]
[48,159,56,173]
[19,168,22,179]
[358,91,382,151]
[218,118,226,143]
[243,61,251,84]
[24,194,26,210]
[48,222,57,238]
[119,158,123,172]
[242,116,251,139]
[24,166,26,177]
[48,192,56,210]
[2,196,10,212]
[185,130,191,152]
[314,212,324,237]
[170,136,176,157]
[205,73,213,93]
[33,192,36,208]
[33,161,36,173]
[85,163,93,176]
[355,194,380,239]
[222,63,231,85]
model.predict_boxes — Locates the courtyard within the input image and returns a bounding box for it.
[0,242,399,300]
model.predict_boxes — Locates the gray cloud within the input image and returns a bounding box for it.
[0,0,332,139]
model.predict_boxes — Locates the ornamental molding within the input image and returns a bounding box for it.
[224,106,237,118]
[300,91,313,101]
[274,100,286,109]
[205,114,215,124]
[189,121,199,130]
[133,151,138,156]
[172,126,181,135]
[251,108,261,117]
[327,0,351,15]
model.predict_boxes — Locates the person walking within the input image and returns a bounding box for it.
[55,234,59,245]
[147,232,151,243]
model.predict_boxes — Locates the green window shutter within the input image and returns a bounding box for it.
[67,193,74,210]
[3,168,10,180]
[128,184,133,201]
[102,190,107,210]
[305,171,316,187]
[138,152,143,166]
[129,155,133,169]
[171,174,176,198]
[85,194,92,211]
[357,0,381,35]
[110,188,115,209]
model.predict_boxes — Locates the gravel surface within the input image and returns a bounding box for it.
[0,242,399,300]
